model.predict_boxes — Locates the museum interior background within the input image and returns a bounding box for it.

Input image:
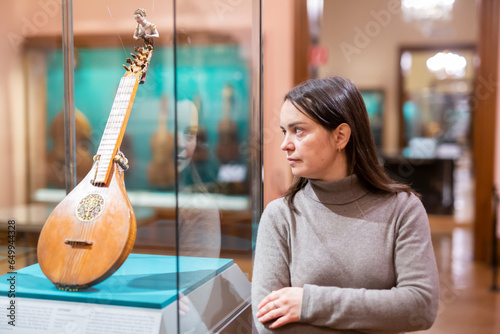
[0,0,499,333]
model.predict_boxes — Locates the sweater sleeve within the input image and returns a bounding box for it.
[300,194,439,333]
[252,200,292,333]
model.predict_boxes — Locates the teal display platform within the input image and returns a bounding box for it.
[0,254,233,309]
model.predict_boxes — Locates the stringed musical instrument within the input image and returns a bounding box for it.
[47,109,93,187]
[147,95,175,188]
[192,94,209,162]
[216,84,239,163]
[37,45,154,291]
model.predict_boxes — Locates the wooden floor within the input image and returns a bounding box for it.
[414,215,500,334]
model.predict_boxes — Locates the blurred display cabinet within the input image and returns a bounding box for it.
[392,45,476,216]
[0,1,262,333]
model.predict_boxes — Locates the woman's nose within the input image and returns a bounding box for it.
[280,135,294,151]
[177,133,186,147]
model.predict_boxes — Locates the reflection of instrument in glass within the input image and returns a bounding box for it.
[216,84,239,163]
[37,46,154,291]
[47,109,93,187]
[147,95,175,188]
[192,94,209,162]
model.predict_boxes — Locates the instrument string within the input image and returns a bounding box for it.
[106,6,128,58]
[94,74,130,262]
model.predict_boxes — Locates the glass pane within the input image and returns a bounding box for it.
[0,3,64,274]
[174,0,260,332]
[1,2,179,333]
[0,1,260,333]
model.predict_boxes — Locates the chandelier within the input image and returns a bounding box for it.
[402,0,456,35]
[426,51,467,79]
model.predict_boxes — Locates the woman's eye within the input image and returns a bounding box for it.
[295,128,303,134]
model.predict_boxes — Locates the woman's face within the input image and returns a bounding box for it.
[280,100,342,181]
[177,130,197,172]
[177,100,198,172]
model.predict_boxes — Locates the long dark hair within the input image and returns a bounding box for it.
[283,76,414,211]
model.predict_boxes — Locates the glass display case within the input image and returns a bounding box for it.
[0,1,262,333]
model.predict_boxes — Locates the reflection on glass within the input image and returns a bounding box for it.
[0,1,258,333]
[147,95,175,188]
[174,43,253,330]
[177,99,221,258]
[176,99,221,332]
[47,107,93,187]
[175,1,256,332]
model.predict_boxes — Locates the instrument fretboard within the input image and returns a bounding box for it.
[94,75,139,184]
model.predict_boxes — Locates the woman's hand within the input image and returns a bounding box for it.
[256,287,303,329]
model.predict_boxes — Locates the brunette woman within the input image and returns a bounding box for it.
[252,76,439,333]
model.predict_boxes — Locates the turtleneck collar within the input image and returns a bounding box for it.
[303,174,368,205]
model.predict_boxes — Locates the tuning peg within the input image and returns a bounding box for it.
[122,64,130,71]
[130,53,137,59]
[114,154,129,171]
[126,58,132,64]
[147,44,153,51]
[134,46,141,52]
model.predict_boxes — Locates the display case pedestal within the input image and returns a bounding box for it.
[0,254,252,333]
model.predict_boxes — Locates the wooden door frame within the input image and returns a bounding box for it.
[473,0,499,262]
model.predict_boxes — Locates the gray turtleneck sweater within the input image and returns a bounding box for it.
[252,175,439,333]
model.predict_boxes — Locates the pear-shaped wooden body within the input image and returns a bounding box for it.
[37,162,136,291]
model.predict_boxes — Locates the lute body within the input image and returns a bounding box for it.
[37,162,136,291]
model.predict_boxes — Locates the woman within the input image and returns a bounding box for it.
[252,77,439,333]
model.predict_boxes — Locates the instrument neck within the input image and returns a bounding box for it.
[93,75,139,185]
[157,96,169,132]
[222,90,233,120]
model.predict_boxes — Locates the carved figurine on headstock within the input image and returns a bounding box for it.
[133,8,159,47]
[127,8,157,84]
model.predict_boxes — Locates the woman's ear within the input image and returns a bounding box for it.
[336,123,351,150]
